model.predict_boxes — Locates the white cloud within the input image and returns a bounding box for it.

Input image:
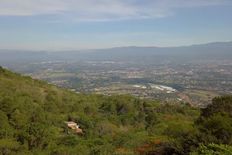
[0,0,231,21]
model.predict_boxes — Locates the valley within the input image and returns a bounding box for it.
[1,42,232,107]
[7,59,232,107]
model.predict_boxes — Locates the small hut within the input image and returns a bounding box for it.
[65,121,83,134]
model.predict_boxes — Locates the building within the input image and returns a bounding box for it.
[65,121,83,134]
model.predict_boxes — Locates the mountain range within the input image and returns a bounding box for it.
[0,41,232,65]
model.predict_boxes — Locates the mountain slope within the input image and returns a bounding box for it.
[0,67,231,154]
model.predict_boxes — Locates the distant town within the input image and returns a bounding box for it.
[6,58,231,107]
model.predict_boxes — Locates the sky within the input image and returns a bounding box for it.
[0,0,232,50]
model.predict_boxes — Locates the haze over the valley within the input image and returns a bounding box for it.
[0,0,232,105]
[1,1,232,154]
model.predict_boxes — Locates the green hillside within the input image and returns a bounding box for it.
[0,66,232,155]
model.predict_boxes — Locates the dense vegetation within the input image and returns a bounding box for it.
[0,66,232,155]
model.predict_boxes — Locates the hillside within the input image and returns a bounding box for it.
[0,66,232,155]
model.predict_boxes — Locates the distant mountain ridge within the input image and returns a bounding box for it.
[0,41,232,64]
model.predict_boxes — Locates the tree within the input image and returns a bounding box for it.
[200,96,232,118]
[0,139,20,155]
[197,96,232,144]
[0,111,13,139]
[190,143,232,155]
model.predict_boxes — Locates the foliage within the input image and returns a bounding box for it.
[0,67,231,154]
[190,143,232,155]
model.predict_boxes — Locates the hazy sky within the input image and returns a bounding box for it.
[0,0,232,50]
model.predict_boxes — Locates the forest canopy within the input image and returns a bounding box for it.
[0,67,231,155]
